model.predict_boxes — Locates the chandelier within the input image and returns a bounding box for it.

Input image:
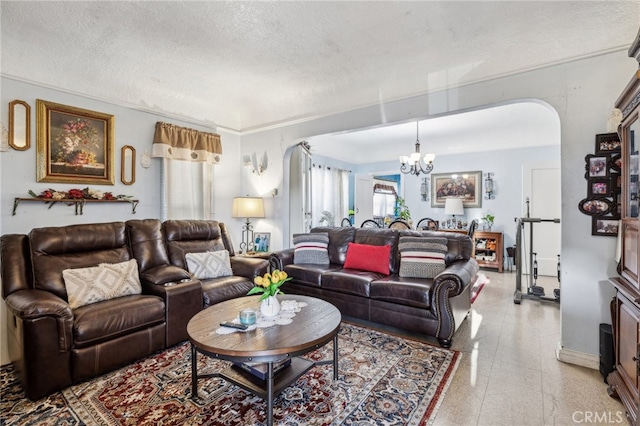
[399,121,435,176]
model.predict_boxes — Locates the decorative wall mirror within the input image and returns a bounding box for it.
[120,145,136,185]
[8,100,30,151]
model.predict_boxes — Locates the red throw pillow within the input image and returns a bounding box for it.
[343,242,391,274]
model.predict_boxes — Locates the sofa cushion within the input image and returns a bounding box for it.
[399,236,447,279]
[354,228,400,274]
[284,263,341,287]
[73,294,165,348]
[293,233,330,264]
[200,276,254,307]
[343,242,390,275]
[185,250,233,279]
[322,269,377,297]
[63,259,142,309]
[311,226,356,265]
[370,276,434,309]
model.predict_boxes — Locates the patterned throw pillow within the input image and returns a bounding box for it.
[293,233,330,265]
[63,259,142,309]
[185,250,233,279]
[399,236,448,279]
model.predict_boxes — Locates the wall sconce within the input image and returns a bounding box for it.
[485,172,495,199]
[420,177,429,202]
[244,152,268,176]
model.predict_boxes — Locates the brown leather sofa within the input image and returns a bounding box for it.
[1,219,268,400]
[270,226,479,348]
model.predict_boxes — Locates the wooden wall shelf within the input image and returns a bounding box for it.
[13,197,139,216]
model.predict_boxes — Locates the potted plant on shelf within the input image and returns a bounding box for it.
[481,213,495,231]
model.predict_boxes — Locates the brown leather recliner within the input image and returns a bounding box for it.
[1,222,166,400]
[162,220,269,308]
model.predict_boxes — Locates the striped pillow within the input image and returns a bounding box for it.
[293,233,330,265]
[399,236,448,279]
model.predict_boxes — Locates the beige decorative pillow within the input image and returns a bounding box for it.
[185,250,233,279]
[62,259,142,309]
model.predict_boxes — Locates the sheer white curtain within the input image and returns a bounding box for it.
[311,164,349,227]
[373,180,397,218]
[152,122,221,220]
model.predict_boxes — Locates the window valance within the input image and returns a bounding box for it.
[152,121,222,164]
[373,183,397,195]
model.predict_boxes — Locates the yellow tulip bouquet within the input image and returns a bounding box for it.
[247,269,291,301]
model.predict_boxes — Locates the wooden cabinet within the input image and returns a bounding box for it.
[473,231,503,273]
[607,33,640,426]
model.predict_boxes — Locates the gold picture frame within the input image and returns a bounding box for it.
[36,99,115,184]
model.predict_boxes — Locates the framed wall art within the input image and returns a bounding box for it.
[431,170,482,208]
[587,178,612,197]
[578,197,614,216]
[36,99,115,184]
[584,154,609,179]
[594,132,621,155]
[254,232,270,252]
[591,217,619,237]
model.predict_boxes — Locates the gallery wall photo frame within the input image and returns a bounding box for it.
[591,217,619,237]
[587,178,612,197]
[431,170,482,208]
[36,99,115,185]
[594,132,621,155]
[254,232,271,253]
[584,154,610,179]
[578,197,614,216]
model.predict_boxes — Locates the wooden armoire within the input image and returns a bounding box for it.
[607,29,640,426]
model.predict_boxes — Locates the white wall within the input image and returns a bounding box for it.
[240,50,637,360]
[0,77,245,365]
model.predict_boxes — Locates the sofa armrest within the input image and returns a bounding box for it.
[140,265,191,286]
[269,249,295,271]
[230,256,269,279]
[5,289,74,352]
[434,257,479,296]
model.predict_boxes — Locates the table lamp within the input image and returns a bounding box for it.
[232,196,265,253]
[444,198,464,229]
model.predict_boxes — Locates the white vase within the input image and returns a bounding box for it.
[260,296,281,317]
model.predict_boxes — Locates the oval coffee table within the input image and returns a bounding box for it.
[187,295,341,426]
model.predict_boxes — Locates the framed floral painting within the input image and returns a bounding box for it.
[36,100,115,184]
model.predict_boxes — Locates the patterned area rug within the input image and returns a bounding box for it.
[1,323,460,426]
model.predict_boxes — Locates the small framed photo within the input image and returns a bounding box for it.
[254,232,271,253]
[578,197,614,216]
[595,132,621,155]
[592,217,619,237]
[587,178,612,197]
[585,154,610,179]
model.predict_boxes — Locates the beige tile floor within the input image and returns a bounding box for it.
[432,270,626,426]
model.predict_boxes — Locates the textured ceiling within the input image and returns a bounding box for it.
[2,1,638,134]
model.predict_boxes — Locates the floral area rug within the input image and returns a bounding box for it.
[470,273,490,304]
[1,323,460,426]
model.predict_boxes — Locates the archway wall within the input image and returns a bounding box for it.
[240,50,636,360]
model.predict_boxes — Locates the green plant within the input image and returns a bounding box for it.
[481,213,495,226]
[396,197,412,221]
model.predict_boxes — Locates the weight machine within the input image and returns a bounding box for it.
[514,198,561,304]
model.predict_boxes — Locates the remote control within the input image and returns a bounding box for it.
[220,322,249,330]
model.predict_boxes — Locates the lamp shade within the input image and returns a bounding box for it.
[444,198,464,215]
[232,197,265,218]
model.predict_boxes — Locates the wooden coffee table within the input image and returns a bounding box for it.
[187,295,341,426]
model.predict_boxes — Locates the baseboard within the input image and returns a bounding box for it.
[556,344,599,370]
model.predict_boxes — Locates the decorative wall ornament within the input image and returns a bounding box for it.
[430,171,482,208]
[244,151,268,175]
